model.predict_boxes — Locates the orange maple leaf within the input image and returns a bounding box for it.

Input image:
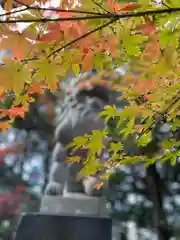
[0,31,32,60]
[53,13,88,39]
[27,83,46,95]
[82,52,94,72]
[39,23,64,42]
[108,0,140,12]
[0,121,11,134]
[142,37,160,60]
[39,31,63,42]
[95,181,104,190]
[135,79,156,94]
[0,109,8,119]
[137,19,156,36]
[8,107,26,119]
[102,37,118,57]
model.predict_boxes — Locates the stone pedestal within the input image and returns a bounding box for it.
[15,213,112,240]
[15,194,112,239]
[40,193,108,217]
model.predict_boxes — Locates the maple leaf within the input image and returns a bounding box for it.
[8,106,26,119]
[135,79,156,94]
[53,13,87,39]
[0,109,8,118]
[29,59,59,91]
[82,51,94,72]
[0,121,12,133]
[107,0,140,12]
[137,19,156,36]
[39,30,63,42]
[27,83,46,95]
[0,60,30,94]
[21,27,39,42]
[66,156,81,163]
[95,181,104,190]
[102,37,118,57]
[0,31,32,60]
[141,37,160,61]
[13,95,33,110]
[4,0,12,11]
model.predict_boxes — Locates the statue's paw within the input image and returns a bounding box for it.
[44,182,63,196]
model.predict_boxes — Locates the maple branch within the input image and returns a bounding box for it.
[0,7,105,18]
[3,0,106,16]
[47,18,118,58]
[1,7,180,23]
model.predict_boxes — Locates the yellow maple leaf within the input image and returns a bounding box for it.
[66,156,81,163]
[0,60,30,94]
[29,59,59,91]
[13,94,34,110]
[4,0,12,11]
[0,86,4,95]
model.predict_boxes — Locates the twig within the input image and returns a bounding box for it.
[0,15,109,23]
[161,1,171,9]
[0,7,180,23]
[139,95,180,137]
[92,0,111,14]
[8,0,106,16]
[47,18,118,58]
[0,7,105,18]
[0,6,28,17]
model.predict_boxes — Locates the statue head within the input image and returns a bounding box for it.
[54,71,118,146]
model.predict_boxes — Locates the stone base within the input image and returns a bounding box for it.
[40,193,108,217]
[15,213,112,240]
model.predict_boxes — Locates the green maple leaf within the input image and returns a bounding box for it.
[100,105,117,122]
[136,131,152,147]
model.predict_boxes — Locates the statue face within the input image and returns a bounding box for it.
[55,86,109,145]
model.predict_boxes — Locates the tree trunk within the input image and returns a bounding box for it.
[146,164,172,240]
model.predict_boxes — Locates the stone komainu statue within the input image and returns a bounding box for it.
[44,71,119,197]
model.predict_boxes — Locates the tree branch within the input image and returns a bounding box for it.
[0,4,106,18]
[47,18,118,58]
[1,7,180,23]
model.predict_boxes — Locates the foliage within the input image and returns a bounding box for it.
[0,0,179,170]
